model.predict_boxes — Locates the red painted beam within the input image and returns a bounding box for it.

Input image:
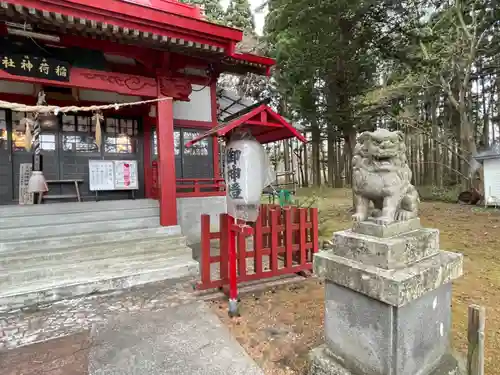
[229,53,275,76]
[5,0,242,46]
[174,119,213,129]
[244,120,282,127]
[0,67,158,97]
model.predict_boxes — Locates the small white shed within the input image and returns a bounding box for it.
[475,145,500,207]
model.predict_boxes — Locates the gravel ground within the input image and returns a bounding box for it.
[0,278,197,351]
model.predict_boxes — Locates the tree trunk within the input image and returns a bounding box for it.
[321,141,328,185]
[336,139,343,187]
[283,140,290,184]
[429,95,440,187]
[311,126,321,186]
[303,141,309,187]
[327,125,335,187]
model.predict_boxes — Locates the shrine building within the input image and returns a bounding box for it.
[0,0,306,310]
[0,0,276,222]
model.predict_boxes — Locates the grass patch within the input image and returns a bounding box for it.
[417,185,462,203]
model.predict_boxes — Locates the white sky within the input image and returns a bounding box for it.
[220,0,267,35]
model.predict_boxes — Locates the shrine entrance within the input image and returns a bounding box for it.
[0,106,145,205]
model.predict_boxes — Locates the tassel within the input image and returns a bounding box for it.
[23,117,33,151]
[93,111,104,151]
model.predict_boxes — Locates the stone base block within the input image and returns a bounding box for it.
[322,280,453,375]
[314,250,463,307]
[309,345,465,375]
[352,218,421,238]
[333,227,439,269]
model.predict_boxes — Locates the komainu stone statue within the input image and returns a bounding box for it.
[351,128,419,224]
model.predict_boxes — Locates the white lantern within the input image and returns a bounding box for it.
[224,136,275,222]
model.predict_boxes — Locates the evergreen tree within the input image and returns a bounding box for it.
[224,0,255,32]
[179,0,225,24]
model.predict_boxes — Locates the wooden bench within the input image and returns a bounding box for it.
[94,188,136,202]
[44,179,83,202]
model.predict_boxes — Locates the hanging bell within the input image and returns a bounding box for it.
[38,113,59,130]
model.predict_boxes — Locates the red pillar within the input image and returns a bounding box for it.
[210,81,220,178]
[156,95,177,226]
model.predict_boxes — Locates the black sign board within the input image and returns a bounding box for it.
[226,147,243,200]
[0,54,71,82]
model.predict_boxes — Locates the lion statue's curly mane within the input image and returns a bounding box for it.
[351,129,419,224]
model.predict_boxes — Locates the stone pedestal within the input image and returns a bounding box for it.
[310,218,465,375]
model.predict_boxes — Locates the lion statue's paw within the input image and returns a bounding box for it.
[395,210,414,221]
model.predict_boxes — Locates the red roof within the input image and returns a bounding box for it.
[185,104,307,147]
[3,0,275,74]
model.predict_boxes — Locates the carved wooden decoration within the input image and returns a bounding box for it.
[81,72,156,92]
[158,77,192,101]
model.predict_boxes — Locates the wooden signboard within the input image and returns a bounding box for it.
[18,163,34,205]
[0,54,71,82]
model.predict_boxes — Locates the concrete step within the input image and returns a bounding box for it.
[0,216,161,241]
[0,199,159,218]
[0,254,199,312]
[0,206,160,229]
[0,225,182,253]
[0,248,194,287]
[0,235,188,269]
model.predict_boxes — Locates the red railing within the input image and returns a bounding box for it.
[197,204,319,291]
[151,161,226,198]
[176,178,226,197]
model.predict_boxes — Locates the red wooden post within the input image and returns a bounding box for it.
[253,208,263,275]
[284,208,293,269]
[311,207,319,258]
[156,94,177,226]
[200,214,211,286]
[270,209,279,272]
[237,226,247,277]
[293,207,300,246]
[219,213,229,284]
[299,208,307,266]
[227,215,239,316]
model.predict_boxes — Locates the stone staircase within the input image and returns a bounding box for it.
[0,199,198,312]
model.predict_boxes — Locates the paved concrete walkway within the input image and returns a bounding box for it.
[88,301,264,375]
[1,279,264,375]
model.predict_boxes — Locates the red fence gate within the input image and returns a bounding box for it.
[197,204,319,291]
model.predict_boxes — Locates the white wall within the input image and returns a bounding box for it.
[78,89,142,103]
[483,158,500,205]
[173,84,212,122]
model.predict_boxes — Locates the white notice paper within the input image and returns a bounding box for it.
[89,160,115,191]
